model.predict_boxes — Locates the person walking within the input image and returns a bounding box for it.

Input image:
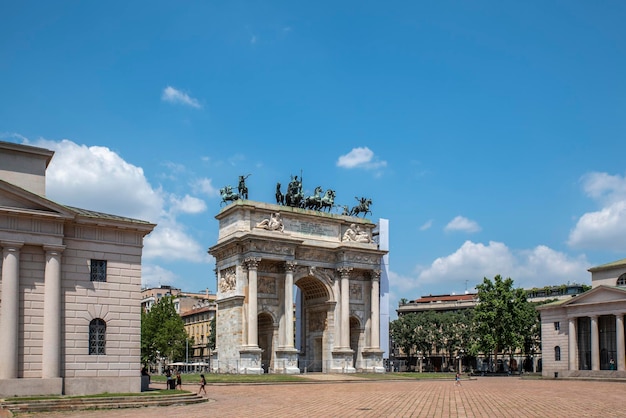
[455,372,462,387]
[176,370,182,389]
[198,374,207,395]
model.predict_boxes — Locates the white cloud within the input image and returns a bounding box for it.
[29,137,210,265]
[169,194,207,215]
[444,216,481,233]
[336,147,387,170]
[415,240,590,291]
[568,171,626,251]
[141,264,179,288]
[419,220,433,231]
[161,86,202,108]
[192,177,219,197]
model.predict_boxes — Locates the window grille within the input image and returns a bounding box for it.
[90,260,107,282]
[555,346,561,361]
[89,318,106,355]
[617,273,626,287]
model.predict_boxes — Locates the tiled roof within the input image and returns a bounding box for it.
[588,258,626,272]
[65,205,155,226]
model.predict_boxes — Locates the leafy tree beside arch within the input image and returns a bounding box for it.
[141,296,189,367]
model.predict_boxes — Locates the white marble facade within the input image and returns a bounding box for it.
[0,142,155,396]
[209,200,387,374]
[539,258,626,378]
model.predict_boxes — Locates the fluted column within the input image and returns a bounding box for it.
[617,314,625,372]
[338,267,352,348]
[0,242,23,379]
[245,257,261,347]
[568,317,577,371]
[43,246,64,379]
[590,315,600,371]
[283,261,297,348]
[370,269,380,349]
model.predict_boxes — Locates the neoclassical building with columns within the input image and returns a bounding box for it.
[0,141,155,396]
[539,258,626,378]
[209,201,387,374]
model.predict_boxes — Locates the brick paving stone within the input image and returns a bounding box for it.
[15,377,626,418]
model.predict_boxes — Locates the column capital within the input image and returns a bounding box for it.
[244,257,261,270]
[285,260,298,272]
[337,266,353,278]
[1,241,24,251]
[43,245,66,254]
[370,269,381,281]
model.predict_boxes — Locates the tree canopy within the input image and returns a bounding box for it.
[472,275,536,370]
[141,296,189,365]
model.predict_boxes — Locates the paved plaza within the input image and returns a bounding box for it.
[15,377,626,418]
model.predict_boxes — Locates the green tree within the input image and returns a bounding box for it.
[141,296,189,366]
[207,316,216,351]
[390,313,420,369]
[473,275,536,372]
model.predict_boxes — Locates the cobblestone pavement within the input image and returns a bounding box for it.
[18,377,626,418]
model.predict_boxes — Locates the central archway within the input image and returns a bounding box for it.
[295,276,332,372]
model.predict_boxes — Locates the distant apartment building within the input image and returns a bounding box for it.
[141,285,216,364]
[0,141,155,397]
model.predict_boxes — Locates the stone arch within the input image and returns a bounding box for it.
[258,312,275,373]
[349,316,363,368]
[294,275,333,372]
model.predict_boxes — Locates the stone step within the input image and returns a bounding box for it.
[1,393,208,413]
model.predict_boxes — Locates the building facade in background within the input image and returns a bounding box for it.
[0,141,155,397]
[539,258,626,379]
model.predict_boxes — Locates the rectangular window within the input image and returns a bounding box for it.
[554,321,560,331]
[90,260,107,282]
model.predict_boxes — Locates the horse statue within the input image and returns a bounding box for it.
[350,197,372,217]
[220,185,240,206]
[275,182,285,205]
[285,175,304,207]
[238,174,250,200]
[304,186,323,211]
[319,189,336,212]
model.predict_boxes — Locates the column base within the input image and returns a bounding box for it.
[331,348,356,373]
[360,347,385,373]
[274,347,300,374]
[239,346,264,374]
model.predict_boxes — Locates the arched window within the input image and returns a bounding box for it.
[555,346,561,362]
[617,273,626,287]
[89,318,106,355]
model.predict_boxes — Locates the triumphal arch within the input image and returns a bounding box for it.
[209,200,386,374]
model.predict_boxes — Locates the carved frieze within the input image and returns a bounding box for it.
[309,311,326,332]
[258,276,276,295]
[296,247,336,264]
[246,241,293,256]
[349,283,363,300]
[219,267,237,293]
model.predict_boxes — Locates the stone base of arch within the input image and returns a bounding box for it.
[331,348,356,373]
[239,347,263,375]
[274,348,300,374]
[361,348,385,373]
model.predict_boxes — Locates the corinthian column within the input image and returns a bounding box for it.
[370,269,380,349]
[283,261,297,348]
[43,246,64,379]
[245,257,261,347]
[0,242,23,379]
[337,267,352,348]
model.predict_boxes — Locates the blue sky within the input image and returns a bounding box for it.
[2,1,626,315]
